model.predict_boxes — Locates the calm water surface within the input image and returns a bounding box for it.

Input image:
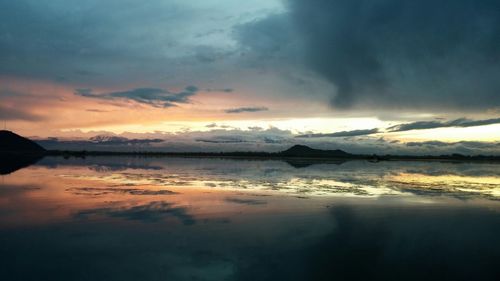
[1,157,499,280]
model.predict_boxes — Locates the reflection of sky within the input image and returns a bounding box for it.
[0,157,499,280]
[41,157,500,199]
[1,157,498,227]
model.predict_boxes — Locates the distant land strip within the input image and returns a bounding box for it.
[2,130,499,163]
[44,145,500,163]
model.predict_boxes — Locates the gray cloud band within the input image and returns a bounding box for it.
[224,107,269,114]
[388,118,500,132]
[75,86,198,108]
[297,117,500,138]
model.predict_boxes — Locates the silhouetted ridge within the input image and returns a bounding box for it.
[0,130,45,175]
[0,130,46,153]
[284,145,317,153]
[279,145,352,158]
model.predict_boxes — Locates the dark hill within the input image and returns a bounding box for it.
[0,131,45,175]
[279,145,352,158]
[0,130,46,153]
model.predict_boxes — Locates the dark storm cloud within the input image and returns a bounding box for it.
[75,86,198,108]
[388,117,500,132]
[238,0,500,110]
[234,14,295,59]
[224,106,269,114]
[297,128,379,138]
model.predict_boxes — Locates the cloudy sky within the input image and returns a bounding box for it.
[1,0,499,154]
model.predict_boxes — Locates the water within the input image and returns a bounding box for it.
[1,156,499,280]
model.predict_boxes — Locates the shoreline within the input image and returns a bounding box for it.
[43,150,500,164]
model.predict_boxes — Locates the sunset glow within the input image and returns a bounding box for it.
[1,2,500,279]
[0,0,498,155]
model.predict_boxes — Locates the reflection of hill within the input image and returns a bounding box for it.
[0,153,44,175]
[39,142,500,162]
[285,159,347,168]
[0,130,46,175]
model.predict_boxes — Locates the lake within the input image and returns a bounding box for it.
[1,156,499,280]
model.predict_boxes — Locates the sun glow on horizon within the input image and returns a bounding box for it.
[60,117,388,135]
[49,117,500,146]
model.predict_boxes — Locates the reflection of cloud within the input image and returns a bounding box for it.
[37,157,165,172]
[228,205,500,280]
[55,157,500,200]
[225,197,267,206]
[67,187,178,196]
[75,201,195,225]
[0,184,41,197]
[299,206,500,280]
[387,173,500,200]
[87,164,163,173]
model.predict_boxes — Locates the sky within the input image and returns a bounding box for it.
[1,0,500,154]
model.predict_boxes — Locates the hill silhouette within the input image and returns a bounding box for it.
[0,130,46,175]
[279,145,352,158]
[0,130,46,153]
[0,131,498,175]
